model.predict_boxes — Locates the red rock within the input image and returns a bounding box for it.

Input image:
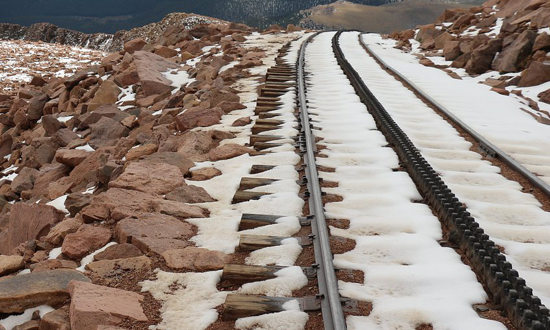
[141,152,194,175]
[538,89,550,104]
[30,259,79,273]
[493,30,537,73]
[208,143,253,161]
[115,214,195,254]
[443,40,461,61]
[40,306,70,330]
[0,269,90,313]
[451,13,476,31]
[88,117,130,149]
[125,143,158,161]
[218,101,246,114]
[175,130,225,161]
[45,217,83,245]
[133,51,179,96]
[93,243,143,261]
[54,149,89,168]
[30,75,47,87]
[78,105,129,129]
[154,45,178,58]
[61,225,112,260]
[64,71,88,89]
[88,80,121,111]
[68,281,147,330]
[491,87,510,95]
[161,247,230,271]
[434,32,454,50]
[114,66,140,87]
[11,167,39,194]
[27,93,48,121]
[67,150,109,192]
[519,61,550,87]
[175,106,223,131]
[31,164,71,198]
[81,188,208,222]
[0,255,25,276]
[465,39,502,74]
[109,161,184,195]
[189,167,222,181]
[85,256,151,280]
[13,319,39,329]
[415,24,442,44]
[123,38,147,54]
[165,184,216,203]
[533,32,550,52]
[0,203,65,255]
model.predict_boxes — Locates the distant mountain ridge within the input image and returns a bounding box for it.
[0,0,404,33]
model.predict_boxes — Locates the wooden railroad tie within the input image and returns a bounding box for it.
[239,213,311,231]
[238,234,312,251]
[222,295,320,320]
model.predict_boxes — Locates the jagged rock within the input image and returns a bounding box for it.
[0,255,25,276]
[175,106,223,131]
[42,115,63,136]
[125,143,158,161]
[533,32,550,52]
[493,30,537,73]
[0,269,90,313]
[85,256,151,279]
[88,117,130,149]
[27,93,48,121]
[54,128,80,147]
[64,71,88,89]
[218,101,246,114]
[434,32,454,50]
[68,150,110,192]
[81,188,208,222]
[68,281,147,330]
[30,259,79,273]
[133,50,179,96]
[54,149,89,168]
[175,130,232,161]
[189,167,222,181]
[45,217,83,245]
[88,81,121,111]
[114,65,140,87]
[30,75,47,87]
[465,39,502,74]
[538,89,550,104]
[208,143,253,161]
[61,224,112,260]
[115,213,195,254]
[40,306,70,330]
[109,161,184,195]
[154,45,178,58]
[519,61,550,87]
[93,243,143,261]
[451,13,476,31]
[31,164,71,198]
[13,319,39,330]
[443,40,461,61]
[0,203,65,255]
[11,167,39,194]
[123,38,147,54]
[165,184,216,203]
[141,152,194,175]
[78,105,129,129]
[161,247,230,271]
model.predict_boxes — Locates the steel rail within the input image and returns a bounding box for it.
[358,34,550,197]
[332,30,549,330]
[297,33,347,330]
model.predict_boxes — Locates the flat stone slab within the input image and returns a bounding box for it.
[0,269,90,313]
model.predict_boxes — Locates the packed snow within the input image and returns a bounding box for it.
[340,31,550,306]
[307,31,505,329]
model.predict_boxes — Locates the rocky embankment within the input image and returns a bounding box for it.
[0,12,229,52]
[389,0,550,120]
[0,18,300,329]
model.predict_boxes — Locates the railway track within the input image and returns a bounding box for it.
[216,31,550,330]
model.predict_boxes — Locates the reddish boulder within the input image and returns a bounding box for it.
[493,30,537,73]
[538,89,550,104]
[88,81,121,111]
[0,255,25,276]
[93,243,143,261]
[125,143,158,161]
[232,116,251,126]
[189,167,222,181]
[175,106,223,131]
[133,51,179,96]
[465,39,502,74]
[27,93,48,121]
[161,247,230,271]
[68,281,147,330]
[154,45,178,58]
[78,105,129,129]
[109,161,184,195]
[85,256,151,280]
[115,213,195,254]
[165,184,216,203]
[208,143,253,161]
[534,32,550,52]
[31,259,79,273]
[123,38,147,54]
[519,62,550,87]
[45,217,83,245]
[0,203,65,255]
[61,225,112,260]
[11,167,39,194]
[141,152,194,175]
[88,117,130,149]
[40,306,71,330]
[443,41,461,61]
[0,269,90,313]
[54,149,89,168]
